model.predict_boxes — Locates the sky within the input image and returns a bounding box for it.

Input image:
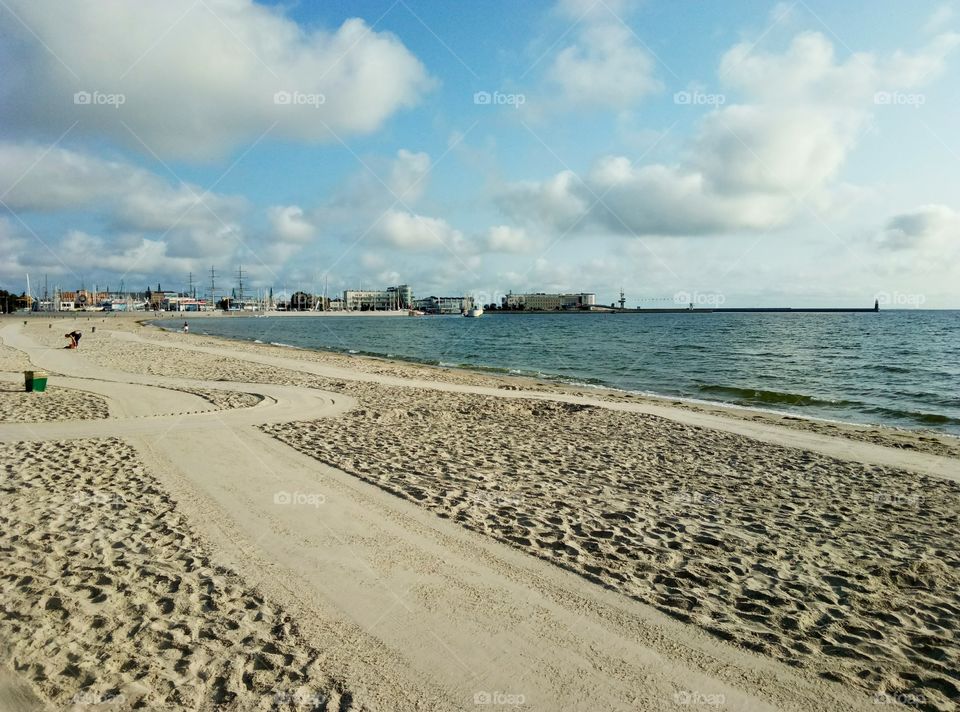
[1,0,958,308]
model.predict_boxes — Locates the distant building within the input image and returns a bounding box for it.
[343,285,413,311]
[58,290,108,310]
[414,295,473,314]
[161,296,208,311]
[502,292,596,311]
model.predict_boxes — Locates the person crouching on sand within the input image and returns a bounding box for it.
[64,330,81,349]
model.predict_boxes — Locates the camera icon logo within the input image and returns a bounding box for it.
[74,91,92,105]
[473,91,491,105]
[273,490,292,505]
[274,91,292,105]
[673,91,691,105]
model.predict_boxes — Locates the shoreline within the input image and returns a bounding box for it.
[140,313,960,449]
[6,312,960,461]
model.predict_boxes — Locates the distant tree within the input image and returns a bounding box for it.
[0,289,16,313]
[290,291,313,311]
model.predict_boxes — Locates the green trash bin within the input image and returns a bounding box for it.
[25,371,48,392]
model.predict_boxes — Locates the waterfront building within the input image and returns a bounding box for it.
[501,292,596,310]
[343,285,413,311]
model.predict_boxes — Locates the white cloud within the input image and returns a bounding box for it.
[268,205,314,243]
[485,225,534,253]
[501,31,959,238]
[373,210,465,251]
[720,30,960,101]
[0,141,316,282]
[547,20,661,109]
[925,4,956,34]
[0,0,434,160]
[0,142,246,232]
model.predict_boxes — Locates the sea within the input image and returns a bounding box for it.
[156,310,960,436]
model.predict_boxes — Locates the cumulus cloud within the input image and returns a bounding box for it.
[0,141,320,282]
[0,0,434,160]
[373,210,465,252]
[546,19,661,109]
[268,205,314,243]
[501,30,959,238]
[877,204,960,250]
[0,142,246,232]
[484,225,534,253]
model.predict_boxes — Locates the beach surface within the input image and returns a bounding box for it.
[1,314,957,711]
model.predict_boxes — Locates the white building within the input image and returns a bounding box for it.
[502,292,596,310]
[343,285,413,311]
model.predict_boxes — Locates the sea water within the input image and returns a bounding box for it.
[156,310,960,435]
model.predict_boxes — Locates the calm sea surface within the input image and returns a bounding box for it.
[157,311,960,435]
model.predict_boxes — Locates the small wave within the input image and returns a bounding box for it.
[270,342,294,348]
[864,406,960,427]
[698,384,853,408]
[253,339,264,344]
[865,363,911,374]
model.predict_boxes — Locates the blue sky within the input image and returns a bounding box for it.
[1,0,958,306]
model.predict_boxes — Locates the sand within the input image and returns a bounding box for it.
[266,389,960,708]
[0,437,354,711]
[0,384,110,423]
[1,313,957,711]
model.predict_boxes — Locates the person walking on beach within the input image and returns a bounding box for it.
[183,321,189,333]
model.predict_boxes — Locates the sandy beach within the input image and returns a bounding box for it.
[1,313,957,711]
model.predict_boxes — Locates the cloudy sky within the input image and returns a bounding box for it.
[1,0,958,307]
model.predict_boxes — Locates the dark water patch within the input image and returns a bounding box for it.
[697,384,856,408]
